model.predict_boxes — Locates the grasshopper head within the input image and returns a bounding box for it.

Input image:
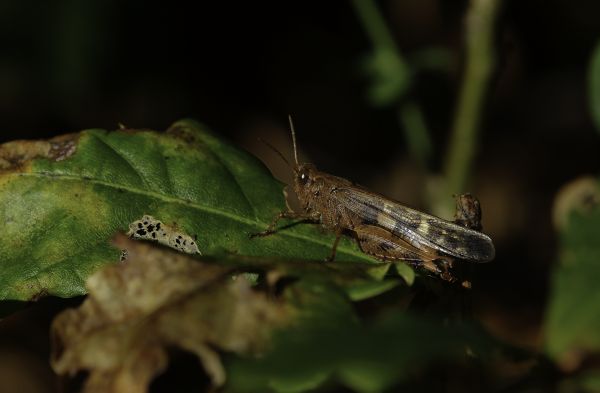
[293,163,318,208]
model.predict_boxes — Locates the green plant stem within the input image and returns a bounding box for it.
[435,0,501,217]
[398,102,433,168]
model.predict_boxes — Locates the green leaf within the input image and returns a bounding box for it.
[226,280,486,393]
[0,120,388,301]
[394,261,416,285]
[545,199,600,367]
[215,253,406,302]
[346,279,400,301]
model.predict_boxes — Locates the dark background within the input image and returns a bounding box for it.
[1,0,600,390]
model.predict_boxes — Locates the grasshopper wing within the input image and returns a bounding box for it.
[332,187,495,262]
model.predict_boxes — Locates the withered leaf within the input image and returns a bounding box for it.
[51,235,288,392]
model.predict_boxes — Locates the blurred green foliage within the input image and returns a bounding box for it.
[351,0,411,107]
[545,194,600,364]
[226,280,493,393]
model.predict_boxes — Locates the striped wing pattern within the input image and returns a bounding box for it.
[332,188,495,262]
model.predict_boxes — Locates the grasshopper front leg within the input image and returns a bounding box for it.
[325,230,343,262]
[250,211,320,238]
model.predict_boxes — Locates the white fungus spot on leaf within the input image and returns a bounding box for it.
[127,215,201,255]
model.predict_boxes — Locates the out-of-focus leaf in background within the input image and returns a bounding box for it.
[0,120,389,302]
[545,177,600,370]
[227,280,493,393]
[361,46,411,107]
[351,0,411,107]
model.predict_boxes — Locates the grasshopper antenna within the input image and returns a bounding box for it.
[258,137,292,169]
[288,115,299,166]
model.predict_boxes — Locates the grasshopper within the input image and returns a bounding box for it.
[252,118,495,282]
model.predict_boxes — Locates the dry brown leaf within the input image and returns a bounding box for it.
[50,234,288,392]
[0,133,79,170]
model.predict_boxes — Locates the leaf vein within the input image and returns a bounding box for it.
[91,134,152,190]
[16,172,371,260]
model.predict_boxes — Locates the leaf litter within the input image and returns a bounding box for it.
[50,234,289,392]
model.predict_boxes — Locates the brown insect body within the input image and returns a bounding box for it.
[294,162,494,258]
[254,118,495,281]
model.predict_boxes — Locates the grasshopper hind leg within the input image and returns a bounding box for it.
[353,224,458,282]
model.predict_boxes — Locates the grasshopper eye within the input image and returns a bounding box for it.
[298,171,309,185]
